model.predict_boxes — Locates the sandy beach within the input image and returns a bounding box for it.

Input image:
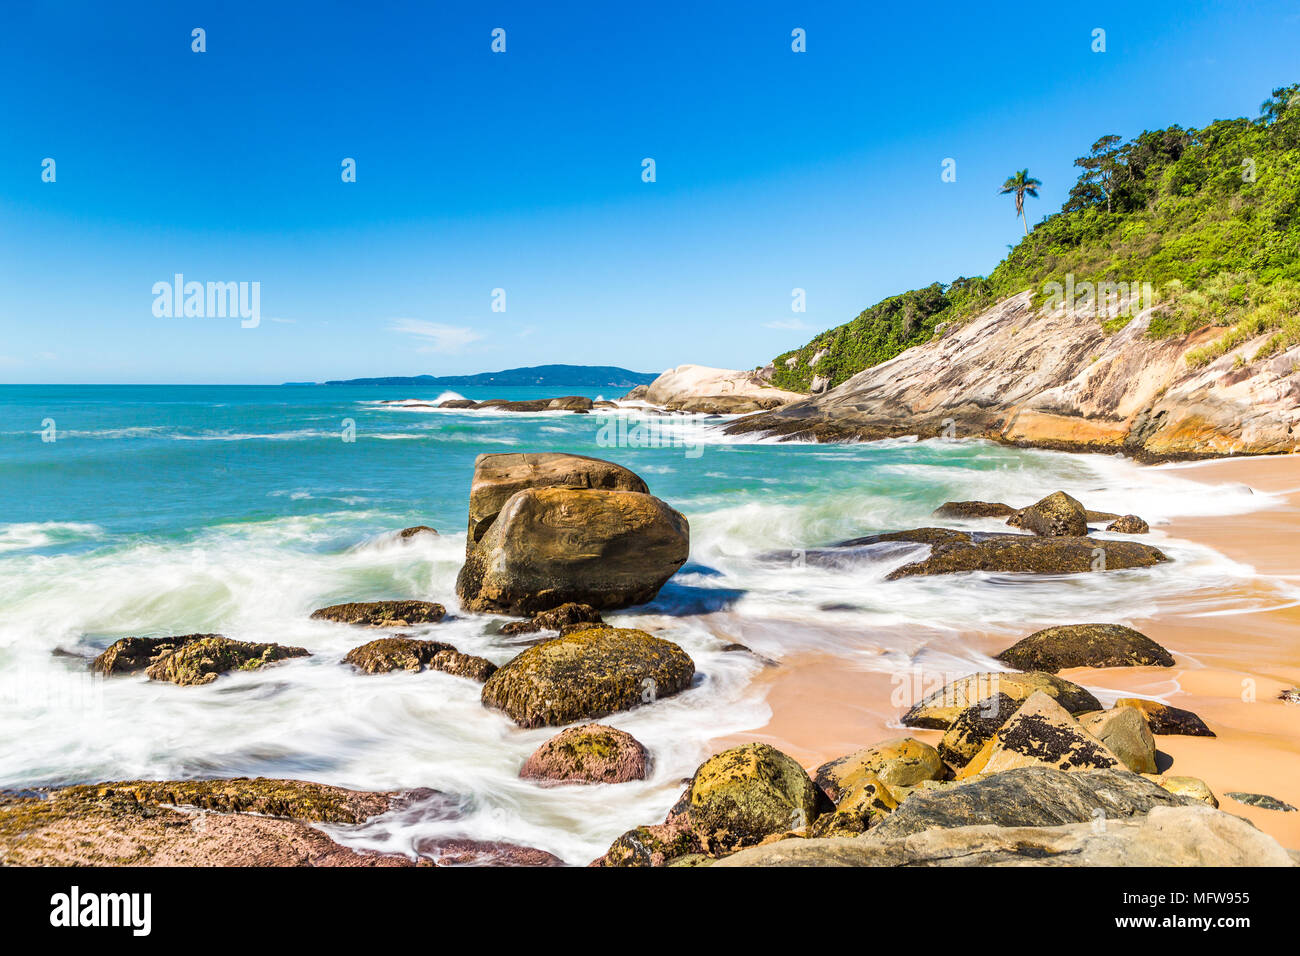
[713,453,1300,848]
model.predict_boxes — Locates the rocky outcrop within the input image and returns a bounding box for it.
[91,634,214,676]
[872,766,1193,838]
[474,396,594,413]
[1226,792,1297,812]
[500,602,603,636]
[0,778,416,866]
[932,500,1017,519]
[481,626,695,727]
[456,453,688,614]
[723,290,1300,461]
[1107,515,1150,533]
[714,805,1297,867]
[342,637,497,681]
[413,838,564,866]
[995,623,1175,673]
[144,636,309,686]
[519,724,649,784]
[1116,698,1216,736]
[640,365,806,414]
[311,600,446,627]
[880,530,1168,578]
[903,671,1101,730]
[397,525,438,538]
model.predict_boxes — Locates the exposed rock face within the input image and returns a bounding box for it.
[342,637,497,682]
[642,365,807,414]
[714,805,1297,867]
[456,453,688,614]
[1079,707,1159,774]
[1116,697,1216,736]
[813,738,944,800]
[684,743,828,853]
[870,766,1193,838]
[311,601,446,627]
[91,634,214,676]
[932,500,1017,519]
[995,623,1175,673]
[1006,491,1089,537]
[519,724,649,784]
[1107,514,1150,533]
[938,692,1021,768]
[413,838,564,866]
[956,692,1122,777]
[144,636,310,686]
[722,290,1300,461]
[480,626,695,727]
[881,530,1168,579]
[0,778,413,866]
[903,671,1102,730]
[499,602,603,636]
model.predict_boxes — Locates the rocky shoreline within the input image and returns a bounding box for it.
[5,452,1297,867]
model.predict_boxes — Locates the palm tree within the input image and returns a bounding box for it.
[1000,169,1042,236]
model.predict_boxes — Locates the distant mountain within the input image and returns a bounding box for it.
[315,364,660,388]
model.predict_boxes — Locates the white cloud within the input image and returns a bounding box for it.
[764,318,810,330]
[390,318,483,353]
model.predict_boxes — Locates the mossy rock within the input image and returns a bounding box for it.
[596,819,701,867]
[903,671,1101,730]
[500,602,603,636]
[884,530,1167,579]
[995,623,1174,673]
[1006,491,1089,537]
[806,769,898,837]
[813,737,943,800]
[686,743,829,853]
[310,600,446,627]
[520,724,649,784]
[1106,515,1150,534]
[481,626,694,727]
[144,636,309,686]
[91,634,216,676]
[957,692,1121,778]
[932,500,1016,519]
[343,637,497,682]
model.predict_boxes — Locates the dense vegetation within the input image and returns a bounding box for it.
[770,83,1300,392]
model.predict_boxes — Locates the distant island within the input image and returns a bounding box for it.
[301,364,661,388]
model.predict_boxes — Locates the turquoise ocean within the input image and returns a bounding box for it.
[0,384,1279,862]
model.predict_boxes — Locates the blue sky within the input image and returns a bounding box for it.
[1,0,1297,384]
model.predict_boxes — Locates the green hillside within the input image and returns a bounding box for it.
[770,83,1300,392]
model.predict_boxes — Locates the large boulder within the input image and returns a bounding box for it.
[714,805,1296,867]
[938,692,1021,768]
[480,626,694,727]
[0,777,416,866]
[871,766,1193,838]
[642,365,806,414]
[519,724,649,784]
[956,692,1121,777]
[1006,491,1089,537]
[806,770,898,837]
[684,743,829,853]
[456,453,689,614]
[902,670,1101,730]
[311,601,446,627]
[995,623,1175,673]
[91,634,215,676]
[813,738,944,800]
[1079,707,1159,774]
[144,636,309,686]
[1116,697,1215,736]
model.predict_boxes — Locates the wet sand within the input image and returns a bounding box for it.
[712,454,1300,848]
